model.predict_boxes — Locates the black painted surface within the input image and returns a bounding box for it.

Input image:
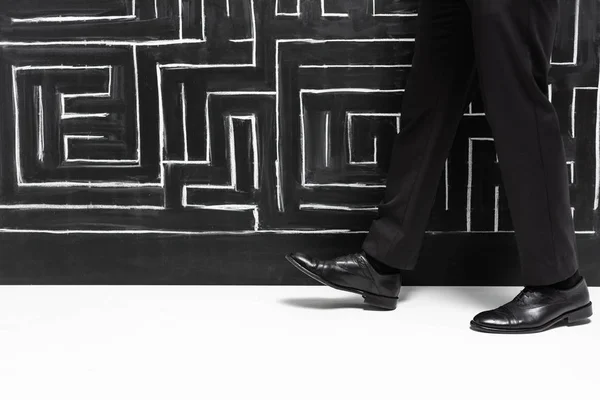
[0,0,598,285]
[1,233,599,285]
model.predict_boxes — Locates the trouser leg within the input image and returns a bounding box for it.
[362,0,477,269]
[467,0,579,285]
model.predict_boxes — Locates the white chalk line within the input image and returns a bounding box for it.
[0,229,594,235]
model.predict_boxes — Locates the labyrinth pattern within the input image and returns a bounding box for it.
[0,0,598,235]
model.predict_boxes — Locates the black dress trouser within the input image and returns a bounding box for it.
[361,0,579,286]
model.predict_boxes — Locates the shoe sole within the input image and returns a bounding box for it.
[470,301,593,334]
[285,254,399,310]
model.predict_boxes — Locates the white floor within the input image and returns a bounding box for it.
[0,285,598,400]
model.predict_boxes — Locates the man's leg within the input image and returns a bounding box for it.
[468,0,579,286]
[286,0,478,309]
[362,0,477,270]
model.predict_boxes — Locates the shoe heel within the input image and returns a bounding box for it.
[362,293,398,310]
[566,302,593,324]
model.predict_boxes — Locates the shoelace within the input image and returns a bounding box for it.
[514,286,555,305]
[514,287,536,303]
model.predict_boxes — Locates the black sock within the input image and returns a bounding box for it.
[529,270,582,290]
[362,251,401,275]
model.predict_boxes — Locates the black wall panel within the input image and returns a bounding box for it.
[0,0,598,284]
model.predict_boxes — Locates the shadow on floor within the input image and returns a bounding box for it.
[278,285,517,310]
[279,286,593,333]
[278,286,411,311]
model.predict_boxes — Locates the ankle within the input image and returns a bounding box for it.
[362,251,401,275]
[528,270,582,290]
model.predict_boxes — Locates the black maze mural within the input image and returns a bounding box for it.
[0,0,599,285]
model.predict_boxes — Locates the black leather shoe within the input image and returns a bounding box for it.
[470,277,593,334]
[285,251,402,310]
